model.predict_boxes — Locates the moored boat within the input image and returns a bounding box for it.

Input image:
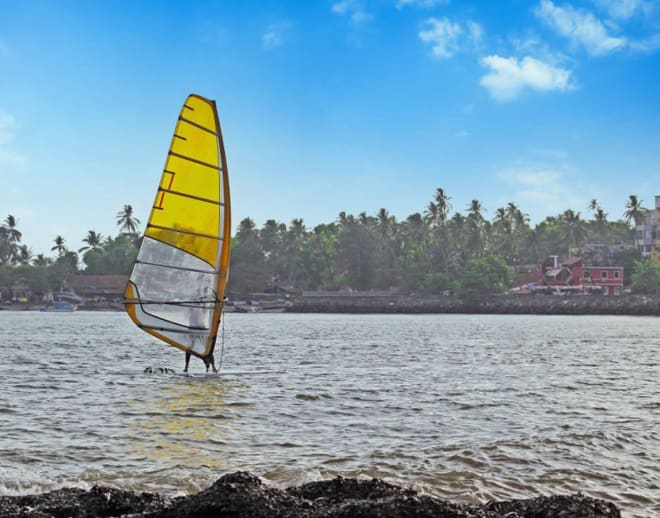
[40,300,77,312]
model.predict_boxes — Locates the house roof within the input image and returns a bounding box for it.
[67,275,128,293]
[545,268,563,278]
[562,257,583,266]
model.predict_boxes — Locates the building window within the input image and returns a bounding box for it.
[584,271,591,280]
[601,271,608,280]
[614,271,620,279]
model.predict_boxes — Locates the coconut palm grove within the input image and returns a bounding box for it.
[1,191,659,299]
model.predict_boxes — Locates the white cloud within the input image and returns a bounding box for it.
[396,0,450,9]
[0,112,26,168]
[332,1,352,14]
[262,31,282,49]
[480,55,575,101]
[418,17,482,59]
[332,1,372,24]
[593,0,651,19]
[467,20,484,46]
[262,22,291,49]
[629,32,660,52]
[536,0,626,55]
[498,164,585,215]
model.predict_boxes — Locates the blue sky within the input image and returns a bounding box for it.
[1,0,659,256]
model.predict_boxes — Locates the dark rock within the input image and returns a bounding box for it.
[0,485,167,518]
[152,471,304,518]
[0,472,623,518]
[482,493,622,517]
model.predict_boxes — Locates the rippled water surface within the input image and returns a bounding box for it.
[0,311,658,516]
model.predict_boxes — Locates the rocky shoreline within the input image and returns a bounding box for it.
[0,471,622,517]
[290,294,660,316]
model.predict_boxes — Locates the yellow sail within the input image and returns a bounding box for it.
[124,94,231,358]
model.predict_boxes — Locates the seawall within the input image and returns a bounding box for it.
[290,294,660,316]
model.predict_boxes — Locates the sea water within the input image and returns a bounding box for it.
[0,311,658,517]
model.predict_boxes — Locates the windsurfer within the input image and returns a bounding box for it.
[184,350,218,373]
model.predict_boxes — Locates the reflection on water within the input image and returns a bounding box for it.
[0,311,658,517]
[129,377,240,470]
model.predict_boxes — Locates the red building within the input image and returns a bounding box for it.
[538,256,623,296]
[583,266,624,296]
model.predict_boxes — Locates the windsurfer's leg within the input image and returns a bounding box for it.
[184,351,191,373]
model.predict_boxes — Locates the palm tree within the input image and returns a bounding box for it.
[0,227,10,265]
[1,215,22,263]
[588,199,599,212]
[594,208,608,244]
[51,235,67,257]
[116,205,141,235]
[434,188,451,225]
[623,195,647,227]
[492,206,514,261]
[79,230,104,253]
[16,245,32,264]
[560,209,587,254]
[466,199,486,259]
[376,208,393,239]
[33,254,53,267]
[3,215,22,243]
[284,218,307,286]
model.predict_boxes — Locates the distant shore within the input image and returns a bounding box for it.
[2,294,659,316]
[289,294,660,316]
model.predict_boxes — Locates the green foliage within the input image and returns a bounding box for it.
[0,194,647,299]
[227,217,268,297]
[613,247,642,285]
[453,256,512,297]
[417,272,451,294]
[82,235,138,274]
[631,259,660,294]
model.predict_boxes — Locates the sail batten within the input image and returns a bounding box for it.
[178,116,220,135]
[156,187,224,206]
[146,223,223,241]
[124,94,231,358]
[168,150,222,171]
[134,259,221,275]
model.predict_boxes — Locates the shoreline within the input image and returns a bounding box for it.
[0,471,622,517]
[2,294,659,316]
[288,294,660,316]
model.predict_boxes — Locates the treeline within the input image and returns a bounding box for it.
[0,206,141,298]
[1,193,659,298]
[229,191,647,296]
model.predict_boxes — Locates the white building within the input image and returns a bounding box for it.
[636,195,660,260]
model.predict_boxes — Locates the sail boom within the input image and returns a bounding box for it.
[138,325,209,334]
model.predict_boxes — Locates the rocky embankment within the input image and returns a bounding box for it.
[0,471,622,517]
[290,294,660,315]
